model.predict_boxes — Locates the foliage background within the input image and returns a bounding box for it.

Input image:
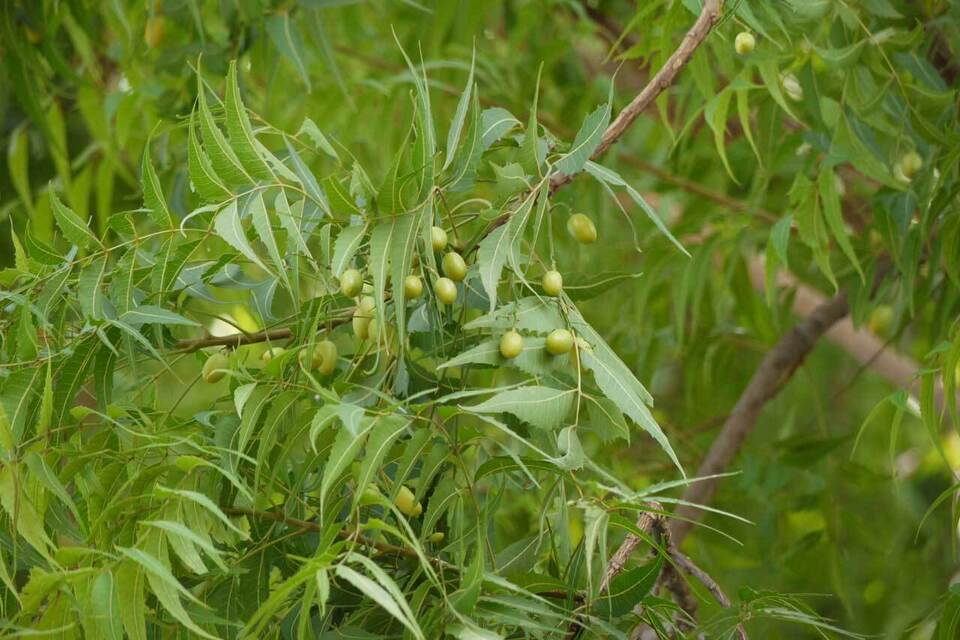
[1,0,959,638]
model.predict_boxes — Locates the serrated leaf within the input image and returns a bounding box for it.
[446,88,483,192]
[466,386,575,431]
[319,419,373,516]
[275,190,311,256]
[705,88,737,183]
[443,48,475,172]
[214,200,270,273]
[519,66,543,178]
[352,415,408,509]
[188,113,232,202]
[8,124,33,214]
[335,564,425,640]
[119,306,199,327]
[51,190,98,249]
[554,93,611,176]
[197,70,250,186]
[225,61,272,180]
[298,117,340,162]
[251,191,291,291]
[331,224,366,277]
[481,107,520,149]
[141,137,174,228]
[477,225,510,312]
[266,12,311,91]
[818,166,863,281]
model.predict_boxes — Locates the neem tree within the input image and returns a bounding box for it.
[2,0,960,638]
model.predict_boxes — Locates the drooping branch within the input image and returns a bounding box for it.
[670,290,851,544]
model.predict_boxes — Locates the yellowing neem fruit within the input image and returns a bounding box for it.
[567,214,597,244]
[434,277,458,305]
[202,352,229,383]
[734,31,755,55]
[353,296,376,338]
[868,305,894,335]
[442,252,468,281]
[546,329,574,355]
[781,73,803,102]
[144,16,167,48]
[428,532,445,543]
[262,346,285,363]
[900,151,923,179]
[339,268,364,298]
[431,226,448,252]
[542,270,563,296]
[394,485,422,517]
[404,275,424,299]
[315,340,338,375]
[499,330,524,359]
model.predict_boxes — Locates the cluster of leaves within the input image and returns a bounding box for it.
[0,30,713,634]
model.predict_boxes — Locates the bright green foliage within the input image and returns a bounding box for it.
[0,1,959,639]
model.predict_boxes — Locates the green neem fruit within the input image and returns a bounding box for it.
[900,151,923,179]
[431,226,448,252]
[339,268,364,298]
[499,330,524,359]
[567,213,597,244]
[735,31,755,55]
[143,15,167,48]
[546,329,574,355]
[442,251,468,281]
[434,277,458,305]
[202,352,230,383]
[394,485,423,517]
[428,532,445,543]
[261,346,285,363]
[542,270,563,296]
[315,340,338,375]
[404,275,424,299]
[353,296,376,339]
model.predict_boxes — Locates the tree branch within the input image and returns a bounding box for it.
[670,290,851,544]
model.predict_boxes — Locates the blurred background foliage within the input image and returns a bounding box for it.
[2,0,960,637]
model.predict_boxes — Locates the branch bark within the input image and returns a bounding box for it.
[671,290,851,544]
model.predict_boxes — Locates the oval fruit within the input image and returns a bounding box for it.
[315,340,338,375]
[546,329,574,355]
[434,277,458,305]
[428,532,445,543]
[781,73,803,102]
[404,275,424,299]
[499,330,524,359]
[431,226,448,252]
[352,296,376,339]
[394,485,422,517]
[734,31,755,55]
[900,151,923,179]
[261,346,285,363]
[567,214,597,244]
[202,352,229,383]
[542,270,563,296]
[442,252,468,281]
[339,268,364,298]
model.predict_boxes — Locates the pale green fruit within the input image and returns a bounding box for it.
[403,275,424,299]
[442,251,468,281]
[339,268,364,298]
[315,340,338,375]
[434,277,458,305]
[567,214,597,244]
[542,270,563,296]
[900,151,923,179]
[499,330,524,359]
[353,296,376,339]
[202,352,229,383]
[545,329,574,355]
[735,31,755,55]
[394,485,422,517]
[428,532,445,543]
[261,346,285,363]
[431,226,448,252]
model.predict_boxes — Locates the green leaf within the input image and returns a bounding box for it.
[818,166,863,281]
[0,464,54,560]
[115,562,147,640]
[51,190,98,249]
[197,70,250,186]
[214,200,270,273]
[519,65,543,178]
[188,113,232,202]
[331,224,367,277]
[466,386,575,431]
[567,307,682,474]
[352,415,409,509]
[87,571,124,640]
[335,563,425,640]
[477,225,510,312]
[443,48,475,172]
[481,107,520,149]
[119,306,199,327]
[584,162,688,256]
[266,12,311,91]
[224,61,272,180]
[319,419,373,515]
[276,190,311,257]
[298,117,340,162]
[8,124,33,214]
[141,137,174,228]
[705,88,737,183]
[251,192,292,291]
[554,91,612,176]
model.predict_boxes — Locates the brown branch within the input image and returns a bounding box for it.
[550,0,724,193]
[174,328,294,353]
[670,290,851,544]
